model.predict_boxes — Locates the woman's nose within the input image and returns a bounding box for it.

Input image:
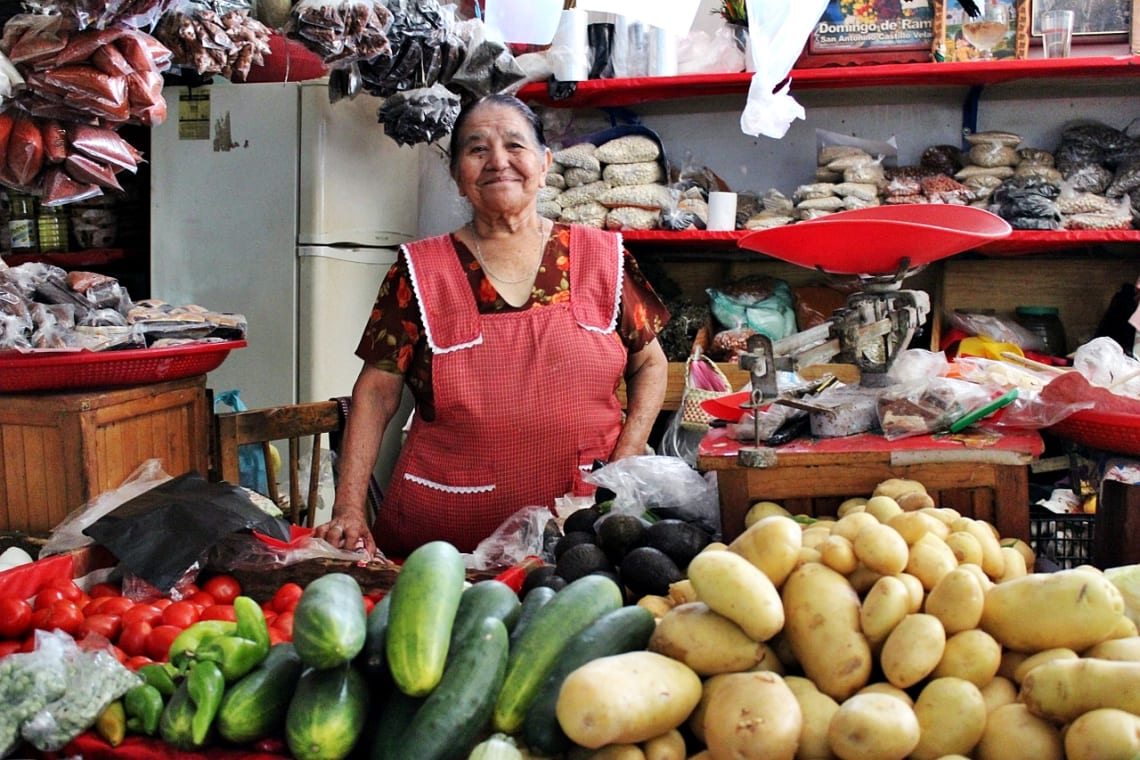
[484,145,509,168]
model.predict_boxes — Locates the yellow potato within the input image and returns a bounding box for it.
[781,563,872,701]
[1001,537,1036,570]
[827,692,920,760]
[569,746,645,760]
[687,674,734,745]
[1083,634,1140,662]
[917,507,955,534]
[860,575,911,648]
[648,602,768,676]
[996,545,1028,583]
[932,628,1001,688]
[786,678,839,760]
[979,675,1018,714]
[845,563,883,595]
[872,478,927,502]
[801,526,832,551]
[998,649,1027,681]
[924,567,985,634]
[636,595,674,619]
[981,568,1126,652]
[701,672,801,760]
[1019,658,1140,723]
[950,517,1004,579]
[909,677,987,760]
[943,530,984,566]
[886,511,942,545]
[897,573,926,613]
[1105,614,1140,641]
[702,541,728,553]
[837,497,868,517]
[687,549,784,642]
[863,495,903,523]
[1011,647,1079,685]
[833,511,879,543]
[819,534,858,575]
[856,682,913,707]
[667,579,697,606]
[797,546,823,567]
[744,500,791,528]
[956,561,995,593]
[728,515,802,588]
[853,523,909,576]
[880,613,946,689]
[1063,708,1140,760]
[747,642,785,675]
[897,490,936,511]
[641,728,686,760]
[557,651,702,749]
[905,532,958,590]
[975,703,1063,760]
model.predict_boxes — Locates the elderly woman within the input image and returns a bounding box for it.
[315,94,670,557]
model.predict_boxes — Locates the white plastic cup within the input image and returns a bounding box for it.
[550,8,590,80]
[1041,9,1074,59]
[707,192,738,231]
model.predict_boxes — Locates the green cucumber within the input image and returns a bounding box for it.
[367,681,425,760]
[355,593,392,681]
[507,585,557,650]
[386,540,466,697]
[285,664,369,760]
[492,573,624,734]
[522,605,656,755]
[291,573,368,670]
[216,642,304,744]
[449,580,521,650]
[399,616,510,760]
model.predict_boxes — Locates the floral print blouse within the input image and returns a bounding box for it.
[355,222,671,420]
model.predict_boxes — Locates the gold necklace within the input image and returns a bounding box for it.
[468,223,546,285]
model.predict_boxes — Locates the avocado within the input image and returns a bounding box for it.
[619,546,684,598]
[644,518,711,571]
[562,506,602,536]
[536,574,567,592]
[555,542,614,583]
[553,530,597,561]
[519,565,559,598]
[595,513,648,565]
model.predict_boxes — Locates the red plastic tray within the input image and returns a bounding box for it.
[0,340,246,393]
[1048,409,1140,456]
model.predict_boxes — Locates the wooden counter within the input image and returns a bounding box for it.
[0,376,210,533]
[698,427,1044,543]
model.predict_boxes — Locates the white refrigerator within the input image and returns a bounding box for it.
[150,80,420,492]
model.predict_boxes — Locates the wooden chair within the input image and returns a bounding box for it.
[213,399,345,527]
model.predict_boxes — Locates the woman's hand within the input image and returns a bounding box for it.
[314,506,377,557]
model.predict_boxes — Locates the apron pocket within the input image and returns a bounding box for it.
[402,468,496,495]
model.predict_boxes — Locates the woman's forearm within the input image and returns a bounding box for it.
[611,339,668,460]
[331,365,405,517]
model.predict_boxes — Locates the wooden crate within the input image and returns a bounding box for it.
[0,376,210,533]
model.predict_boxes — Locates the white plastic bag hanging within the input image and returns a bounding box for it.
[739,0,829,139]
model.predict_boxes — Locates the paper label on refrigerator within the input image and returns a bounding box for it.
[177,88,211,141]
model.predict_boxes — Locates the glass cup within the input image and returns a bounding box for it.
[1041,9,1074,59]
[962,3,1010,60]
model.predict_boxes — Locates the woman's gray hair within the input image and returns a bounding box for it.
[447,94,547,174]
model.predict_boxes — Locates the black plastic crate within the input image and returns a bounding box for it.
[1029,506,1095,569]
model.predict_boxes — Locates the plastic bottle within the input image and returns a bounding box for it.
[7,192,38,254]
[37,203,69,253]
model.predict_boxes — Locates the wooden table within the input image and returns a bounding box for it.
[698,427,1044,543]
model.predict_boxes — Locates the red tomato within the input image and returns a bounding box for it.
[273,610,294,637]
[82,596,112,615]
[199,605,237,623]
[124,655,154,671]
[202,575,242,605]
[0,598,33,639]
[146,625,183,662]
[88,582,122,598]
[270,583,304,613]
[0,640,21,659]
[161,601,200,629]
[122,603,164,628]
[46,578,86,603]
[187,591,216,610]
[33,587,67,611]
[31,608,52,631]
[97,596,135,617]
[45,600,84,636]
[118,621,153,658]
[267,626,289,646]
[79,613,123,642]
[151,598,173,611]
[362,596,375,616]
[107,645,127,664]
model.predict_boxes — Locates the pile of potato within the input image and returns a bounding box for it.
[557,477,1140,760]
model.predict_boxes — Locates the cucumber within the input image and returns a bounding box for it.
[492,573,624,734]
[386,540,466,697]
[285,664,369,760]
[355,593,392,681]
[522,605,656,755]
[291,573,368,670]
[367,681,425,760]
[508,585,557,650]
[216,642,304,744]
[399,616,510,760]
[449,580,521,650]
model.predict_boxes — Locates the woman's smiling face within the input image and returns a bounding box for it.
[452,102,550,217]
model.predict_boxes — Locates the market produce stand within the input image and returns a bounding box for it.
[698,427,1044,543]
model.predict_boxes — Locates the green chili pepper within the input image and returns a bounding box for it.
[124,684,165,736]
[136,662,178,698]
[233,595,270,659]
[169,620,237,669]
[186,660,225,747]
[196,634,269,682]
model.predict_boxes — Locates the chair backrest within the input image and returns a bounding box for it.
[214,400,343,527]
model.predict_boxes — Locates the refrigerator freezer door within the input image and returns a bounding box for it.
[298,82,422,247]
[150,83,301,408]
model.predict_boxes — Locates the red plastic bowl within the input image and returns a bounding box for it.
[738,205,1011,275]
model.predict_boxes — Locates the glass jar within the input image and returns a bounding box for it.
[37,203,69,253]
[1015,305,1067,357]
[7,192,38,254]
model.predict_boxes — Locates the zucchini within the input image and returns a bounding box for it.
[399,616,510,760]
[449,580,521,650]
[492,574,624,734]
[216,642,304,744]
[522,605,656,755]
[508,585,557,650]
[291,573,368,670]
[355,593,392,681]
[385,540,466,697]
[285,664,369,760]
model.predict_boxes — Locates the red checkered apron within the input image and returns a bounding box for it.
[372,226,627,556]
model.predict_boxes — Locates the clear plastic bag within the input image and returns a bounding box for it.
[583,455,721,539]
[462,505,556,572]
